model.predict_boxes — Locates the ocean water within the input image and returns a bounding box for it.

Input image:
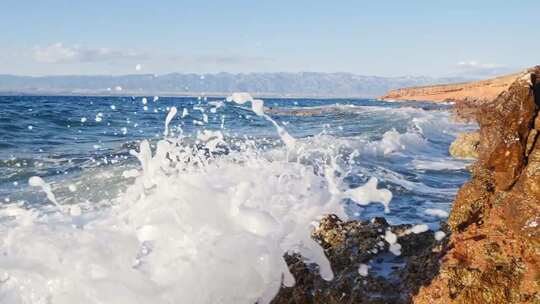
[0,95,475,303]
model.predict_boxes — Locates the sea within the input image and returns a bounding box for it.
[0,95,476,303]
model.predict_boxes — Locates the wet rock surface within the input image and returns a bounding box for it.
[414,66,540,303]
[271,215,449,304]
[273,66,540,304]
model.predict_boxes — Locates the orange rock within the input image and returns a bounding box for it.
[414,66,540,304]
[379,72,519,103]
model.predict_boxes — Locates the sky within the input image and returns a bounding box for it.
[0,0,539,77]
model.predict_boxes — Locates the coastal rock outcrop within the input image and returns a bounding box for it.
[379,73,518,103]
[272,215,449,304]
[449,132,480,159]
[273,66,540,304]
[414,66,540,303]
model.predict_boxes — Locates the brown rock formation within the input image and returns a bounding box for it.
[272,215,449,304]
[380,73,519,103]
[271,66,540,304]
[414,66,540,303]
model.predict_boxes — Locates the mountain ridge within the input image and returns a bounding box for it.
[0,72,469,98]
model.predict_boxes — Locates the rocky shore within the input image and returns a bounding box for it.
[414,67,540,303]
[273,66,540,303]
[379,72,518,103]
[272,215,450,304]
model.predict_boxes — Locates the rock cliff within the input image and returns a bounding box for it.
[273,66,540,304]
[380,73,518,103]
[414,66,540,303]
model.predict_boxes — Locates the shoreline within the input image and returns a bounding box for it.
[272,66,540,303]
[379,72,519,104]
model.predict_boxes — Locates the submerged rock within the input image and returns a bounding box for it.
[271,214,449,304]
[449,132,480,159]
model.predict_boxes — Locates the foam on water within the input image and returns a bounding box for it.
[0,94,396,304]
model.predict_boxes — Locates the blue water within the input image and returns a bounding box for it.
[0,95,474,226]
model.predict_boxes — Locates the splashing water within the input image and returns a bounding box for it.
[163,106,178,137]
[0,93,398,304]
[28,176,60,209]
[227,93,296,151]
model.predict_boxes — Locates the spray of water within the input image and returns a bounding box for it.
[1,93,392,304]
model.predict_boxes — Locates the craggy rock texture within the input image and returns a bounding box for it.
[414,66,540,303]
[272,67,540,304]
[271,67,540,304]
[271,215,449,304]
[449,132,480,159]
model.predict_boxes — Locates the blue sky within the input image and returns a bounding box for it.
[1,0,538,77]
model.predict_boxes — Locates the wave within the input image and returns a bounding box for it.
[0,96,399,304]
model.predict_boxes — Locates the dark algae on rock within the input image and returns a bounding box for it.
[271,215,450,304]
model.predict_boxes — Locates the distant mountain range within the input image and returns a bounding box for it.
[0,73,470,98]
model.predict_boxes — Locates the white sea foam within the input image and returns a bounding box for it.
[384,229,398,244]
[68,184,77,192]
[383,229,401,256]
[0,94,395,304]
[434,231,446,241]
[95,112,103,122]
[358,264,369,277]
[342,177,392,213]
[360,129,425,156]
[409,224,429,234]
[424,208,449,218]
